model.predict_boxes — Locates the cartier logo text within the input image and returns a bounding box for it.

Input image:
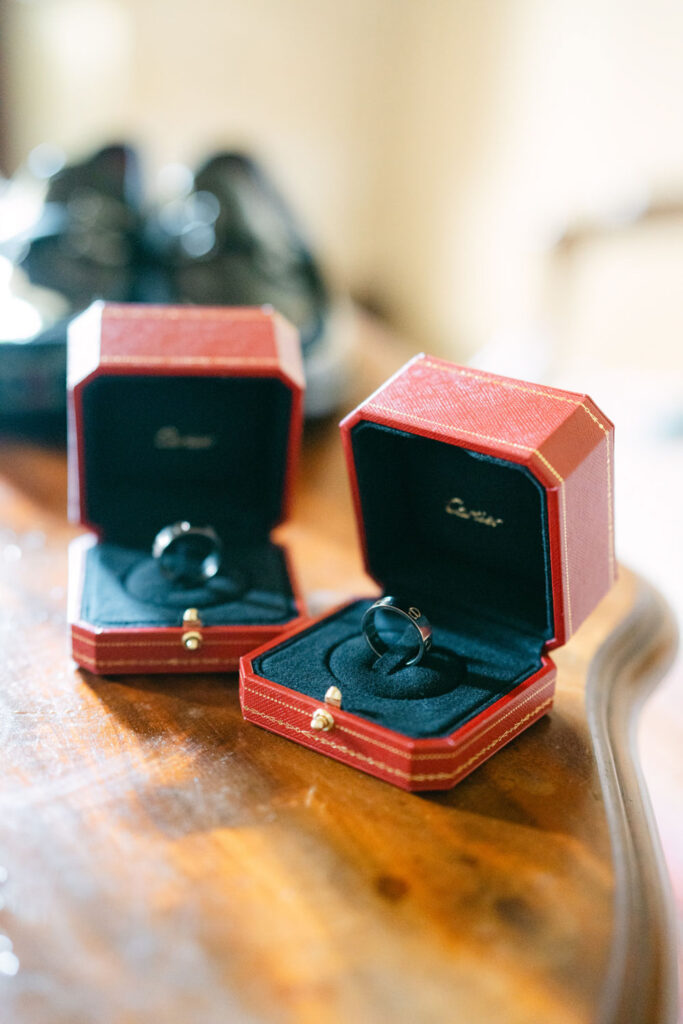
[154,426,216,450]
[445,496,503,528]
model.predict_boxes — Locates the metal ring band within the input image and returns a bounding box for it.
[152,521,223,585]
[361,596,433,667]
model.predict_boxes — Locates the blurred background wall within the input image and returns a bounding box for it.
[6,0,683,365]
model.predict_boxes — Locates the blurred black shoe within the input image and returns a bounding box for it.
[0,146,351,436]
[150,152,351,417]
[0,143,170,436]
[18,143,146,308]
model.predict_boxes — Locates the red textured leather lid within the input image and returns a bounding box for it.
[340,354,615,647]
[68,302,304,541]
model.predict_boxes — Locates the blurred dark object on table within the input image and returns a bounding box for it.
[0,143,155,442]
[149,153,349,417]
[0,144,349,440]
[17,143,148,309]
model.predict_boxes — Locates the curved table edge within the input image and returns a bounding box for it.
[586,573,679,1024]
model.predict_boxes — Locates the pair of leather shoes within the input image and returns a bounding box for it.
[0,144,349,431]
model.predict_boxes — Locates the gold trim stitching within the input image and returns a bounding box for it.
[604,433,615,579]
[73,634,258,649]
[421,359,611,432]
[242,677,555,761]
[73,653,233,668]
[532,450,563,484]
[368,404,535,455]
[247,698,553,782]
[578,411,615,581]
[242,684,412,757]
[559,487,573,635]
[101,355,279,367]
[421,361,582,405]
[105,308,263,321]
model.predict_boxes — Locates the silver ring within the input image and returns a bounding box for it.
[152,521,223,585]
[361,596,433,667]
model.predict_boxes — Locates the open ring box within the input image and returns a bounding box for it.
[68,302,306,674]
[240,355,615,791]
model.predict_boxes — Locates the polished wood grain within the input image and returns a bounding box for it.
[0,325,677,1024]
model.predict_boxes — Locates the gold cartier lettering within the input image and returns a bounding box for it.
[154,426,216,450]
[445,496,503,528]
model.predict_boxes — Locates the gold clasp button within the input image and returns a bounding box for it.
[324,685,342,708]
[182,631,203,651]
[182,608,203,651]
[310,708,335,732]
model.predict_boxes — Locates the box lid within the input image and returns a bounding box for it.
[340,354,615,648]
[68,302,304,546]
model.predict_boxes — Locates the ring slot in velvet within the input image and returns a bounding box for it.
[81,542,297,628]
[253,599,543,738]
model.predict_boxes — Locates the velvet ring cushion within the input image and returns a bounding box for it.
[331,621,466,697]
[80,537,295,628]
[254,598,524,739]
[125,549,247,609]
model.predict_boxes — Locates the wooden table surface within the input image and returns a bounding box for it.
[0,328,678,1024]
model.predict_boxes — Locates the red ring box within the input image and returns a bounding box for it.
[239,354,615,791]
[67,302,307,675]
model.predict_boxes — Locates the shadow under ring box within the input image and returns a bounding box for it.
[240,354,615,791]
[68,301,306,675]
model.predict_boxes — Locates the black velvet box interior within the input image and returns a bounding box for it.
[78,374,298,628]
[254,422,554,738]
